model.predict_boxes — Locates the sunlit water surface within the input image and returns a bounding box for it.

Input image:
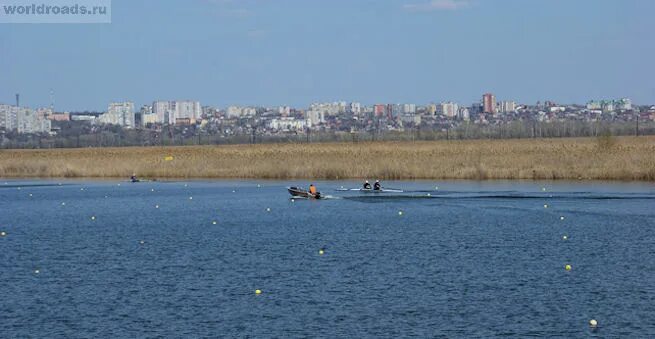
[1,179,654,337]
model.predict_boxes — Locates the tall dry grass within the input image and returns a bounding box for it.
[0,136,654,180]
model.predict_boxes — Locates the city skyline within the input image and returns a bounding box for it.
[1,0,653,110]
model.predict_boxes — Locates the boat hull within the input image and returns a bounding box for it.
[288,187,322,199]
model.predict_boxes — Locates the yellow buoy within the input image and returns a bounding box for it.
[565,264,572,271]
[589,319,597,327]
[255,289,262,295]
[164,156,174,161]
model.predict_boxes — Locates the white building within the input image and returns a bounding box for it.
[152,100,201,124]
[1,105,50,133]
[268,117,307,131]
[498,101,516,113]
[101,102,135,128]
[440,102,459,118]
[403,103,417,114]
[16,107,51,133]
[458,107,470,121]
[142,113,158,125]
[278,106,291,116]
[305,110,325,127]
[0,104,18,130]
[349,102,361,115]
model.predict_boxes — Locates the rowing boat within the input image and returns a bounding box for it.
[335,188,404,193]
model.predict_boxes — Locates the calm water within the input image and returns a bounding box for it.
[1,179,654,338]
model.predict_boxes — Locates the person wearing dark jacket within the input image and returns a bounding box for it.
[373,180,381,191]
[363,180,371,189]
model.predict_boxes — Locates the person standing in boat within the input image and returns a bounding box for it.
[363,180,372,189]
[373,180,381,191]
[309,184,317,195]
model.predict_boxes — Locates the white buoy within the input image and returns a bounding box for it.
[398,211,403,216]
[544,204,548,208]
[34,269,40,274]
[427,193,431,197]
[0,231,6,237]
[589,319,597,327]
[61,202,66,206]
[29,193,33,197]
[266,208,271,212]
[212,221,217,225]
[189,196,193,200]
[155,204,159,209]
[560,216,565,220]
[562,235,568,240]
[139,240,145,245]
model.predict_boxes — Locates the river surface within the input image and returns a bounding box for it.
[1,179,654,338]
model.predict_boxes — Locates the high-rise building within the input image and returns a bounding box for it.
[374,104,386,117]
[483,93,496,114]
[403,103,416,114]
[348,102,361,115]
[102,102,135,128]
[152,100,201,124]
[441,102,459,118]
[498,101,516,113]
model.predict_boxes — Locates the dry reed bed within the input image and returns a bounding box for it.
[0,136,654,180]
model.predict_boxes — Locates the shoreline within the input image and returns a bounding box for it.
[1,136,654,181]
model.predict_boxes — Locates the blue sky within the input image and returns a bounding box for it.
[1,0,653,111]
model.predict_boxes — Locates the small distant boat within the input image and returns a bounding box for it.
[336,188,404,193]
[288,186,323,199]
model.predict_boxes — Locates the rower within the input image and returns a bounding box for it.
[309,184,317,195]
[373,180,381,191]
[130,174,139,183]
[363,180,372,190]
